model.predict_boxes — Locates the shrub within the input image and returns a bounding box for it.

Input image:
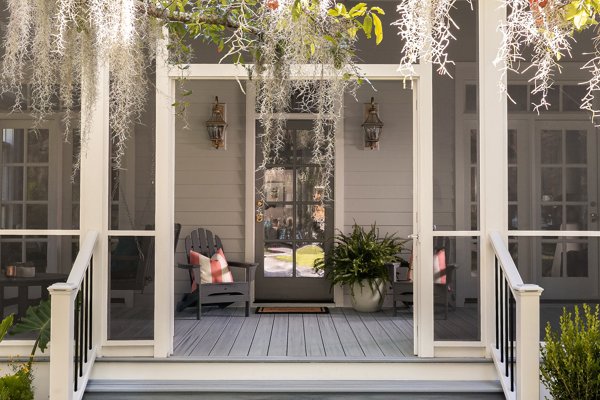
[0,366,33,400]
[540,304,600,400]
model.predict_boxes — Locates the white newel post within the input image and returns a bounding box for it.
[516,287,543,400]
[48,283,77,400]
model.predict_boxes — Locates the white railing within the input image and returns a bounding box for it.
[48,230,99,400]
[489,231,543,400]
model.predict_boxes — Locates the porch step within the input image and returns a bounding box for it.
[83,380,504,399]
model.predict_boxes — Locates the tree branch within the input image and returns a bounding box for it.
[141,0,247,31]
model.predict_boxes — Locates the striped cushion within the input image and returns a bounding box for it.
[189,248,234,286]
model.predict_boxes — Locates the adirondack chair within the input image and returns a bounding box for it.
[176,228,257,319]
[388,237,458,319]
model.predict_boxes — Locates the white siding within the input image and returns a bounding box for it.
[343,81,413,238]
[174,81,246,298]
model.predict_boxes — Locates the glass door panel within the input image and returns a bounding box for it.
[535,122,599,299]
[255,120,333,302]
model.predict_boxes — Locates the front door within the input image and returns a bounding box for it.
[254,120,333,302]
[535,121,600,299]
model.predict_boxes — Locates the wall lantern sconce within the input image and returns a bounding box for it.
[206,96,227,149]
[362,97,383,150]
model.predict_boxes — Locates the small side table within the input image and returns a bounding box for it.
[0,273,68,319]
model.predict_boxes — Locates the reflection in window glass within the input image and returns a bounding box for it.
[264,243,294,277]
[109,235,155,340]
[434,237,480,341]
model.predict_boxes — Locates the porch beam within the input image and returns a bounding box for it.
[154,30,176,357]
[478,0,508,354]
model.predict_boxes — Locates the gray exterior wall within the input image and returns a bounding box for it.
[175,81,247,296]
[174,80,414,302]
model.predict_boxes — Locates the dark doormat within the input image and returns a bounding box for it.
[255,307,329,314]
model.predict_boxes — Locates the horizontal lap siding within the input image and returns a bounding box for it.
[174,81,246,297]
[342,82,413,306]
[343,82,413,238]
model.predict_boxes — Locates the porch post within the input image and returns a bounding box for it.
[478,1,508,354]
[154,31,176,357]
[414,64,435,357]
[79,61,110,350]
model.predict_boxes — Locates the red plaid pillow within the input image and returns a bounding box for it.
[189,248,233,290]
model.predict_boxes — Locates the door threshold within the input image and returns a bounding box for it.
[253,302,337,308]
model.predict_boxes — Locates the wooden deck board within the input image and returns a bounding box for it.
[317,314,345,357]
[342,309,384,357]
[188,308,236,356]
[228,313,261,357]
[329,308,364,357]
[267,314,289,356]
[287,314,306,356]
[248,314,274,356]
[209,308,246,356]
[303,314,326,357]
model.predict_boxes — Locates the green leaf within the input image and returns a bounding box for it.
[310,42,316,56]
[292,0,302,19]
[372,13,383,45]
[327,8,339,17]
[0,315,13,342]
[363,15,373,38]
[12,300,51,353]
[370,6,385,15]
[349,3,367,16]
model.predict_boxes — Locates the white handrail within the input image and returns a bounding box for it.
[489,231,543,400]
[489,231,542,293]
[66,230,98,289]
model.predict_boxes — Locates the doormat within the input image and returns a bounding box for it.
[255,307,329,314]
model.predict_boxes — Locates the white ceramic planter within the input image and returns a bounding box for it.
[350,279,386,312]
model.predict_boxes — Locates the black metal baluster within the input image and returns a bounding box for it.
[495,257,499,350]
[510,292,515,392]
[78,290,84,380]
[499,270,504,363]
[73,295,79,392]
[84,269,89,362]
[504,280,509,377]
[89,259,93,350]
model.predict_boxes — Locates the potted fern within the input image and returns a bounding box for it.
[315,223,404,312]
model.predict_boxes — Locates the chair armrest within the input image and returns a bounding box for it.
[228,261,258,270]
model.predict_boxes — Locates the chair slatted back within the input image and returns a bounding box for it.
[184,228,224,285]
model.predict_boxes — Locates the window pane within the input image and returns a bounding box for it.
[264,242,293,277]
[1,235,76,339]
[295,243,324,278]
[27,129,49,163]
[565,130,586,164]
[541,168,562,201]
[1,204,23,229]
[296,205,326,241]
[26,205,48,229]
[434,237,480,341]
[265,168,293,202]
[541,131,562,164]
[26,167,48,200]
[1,167,23,200]
[2,129,24,163]
[109,235,155,340]
[507,85,528,112]
[562,85,586,111]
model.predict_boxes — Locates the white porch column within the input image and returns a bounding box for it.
[414,64,434,357]
[479,1,508,353]
[154,32,176,357]
[79,62,110,349]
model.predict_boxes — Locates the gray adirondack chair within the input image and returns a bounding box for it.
[177,228,257,319]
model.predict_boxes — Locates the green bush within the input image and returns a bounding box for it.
[0,366,33,400]
[540,304,600,400]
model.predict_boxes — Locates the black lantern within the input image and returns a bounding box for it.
[206,96,227,149]
[362,97,383,150]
